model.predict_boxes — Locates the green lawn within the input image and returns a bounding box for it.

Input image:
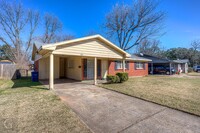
[0,78,91,133]
[101,76,200,116]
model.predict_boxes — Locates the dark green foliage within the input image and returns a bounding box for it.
[138,40,200,67]
[107,72,129,83]
[163,47,200,67]
[188,67,193,73]
[107,75,120,83]
[116,72,129,83]
[0,44,15,61]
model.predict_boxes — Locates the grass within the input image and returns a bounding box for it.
[187,72,200,76]
[0,78,91,133]
[101,76,200,116]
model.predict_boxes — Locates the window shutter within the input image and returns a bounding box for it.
[143,63,146,70]
[115,61,117,70]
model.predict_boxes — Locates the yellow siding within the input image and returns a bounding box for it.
[66,57,82,80]
[39,58,48,79]
[53,39,123,58]
[54,56,60,79]
[39,56,59,79]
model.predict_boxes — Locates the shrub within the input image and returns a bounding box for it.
[107,75,120,83]
[188,67,193,73]
[116,72,129,83]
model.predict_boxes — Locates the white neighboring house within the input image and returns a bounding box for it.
[173,59,189,73]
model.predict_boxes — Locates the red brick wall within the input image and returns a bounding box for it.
[34,60,39,72]
[108,61,148,76]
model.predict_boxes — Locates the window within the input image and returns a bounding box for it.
[135,62,145,69]
[115,61,129,70]
[68,60,74,68]
[116,61,123,69]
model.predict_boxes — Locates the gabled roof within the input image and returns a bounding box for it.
[126,54,152,62]
[173,59,189,64]
[34,41,44,49]
[39,35,131,57]
[138,54,189,64]
[138,54,171,63]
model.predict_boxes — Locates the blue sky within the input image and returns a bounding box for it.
[22,0,200,49]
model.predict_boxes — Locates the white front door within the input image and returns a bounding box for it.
[87,59,94,79]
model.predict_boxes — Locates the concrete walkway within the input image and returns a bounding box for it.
[41,79,200,133]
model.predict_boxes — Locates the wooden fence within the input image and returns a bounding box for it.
[0,64,17,80]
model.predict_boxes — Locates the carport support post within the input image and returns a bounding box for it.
[169,63,172,75]
[49,53,54,89]
[94,57,97,85]
[151,62,154,75]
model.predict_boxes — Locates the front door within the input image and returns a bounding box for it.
[60,58,66,78]
[87,59,94,79]
[82,59,101,80]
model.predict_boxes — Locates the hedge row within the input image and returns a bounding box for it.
[107,72,128,83]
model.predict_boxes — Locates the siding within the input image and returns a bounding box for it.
[66,57,82,80]
[53,39,123,59]
[38,56,59,79]
[108,61,148,76]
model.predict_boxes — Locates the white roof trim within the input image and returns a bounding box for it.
[41,35,131,57]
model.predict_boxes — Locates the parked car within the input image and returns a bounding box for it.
[166,67,175,74]
[193,65,200,72]
[153,66,175,75]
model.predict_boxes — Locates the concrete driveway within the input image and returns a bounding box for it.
[41,79,200,133]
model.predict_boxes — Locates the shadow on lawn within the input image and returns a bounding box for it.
[11,77,48,90]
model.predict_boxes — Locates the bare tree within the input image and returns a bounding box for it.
[40,13,62,43]
[191,40,200,51]
[136,39,161,55]
[103,0,165,51]
[190,40,200,65]
[54,34,75,42]
[0,1,40,68]
[85,30,98,36]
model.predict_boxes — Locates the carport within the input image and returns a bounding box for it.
[138,54,173,75]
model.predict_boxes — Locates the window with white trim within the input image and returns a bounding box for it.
[115,61,129,69]
[135,62,145,69]
[116,61,123,69]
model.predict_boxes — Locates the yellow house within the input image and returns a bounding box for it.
[32,35,131,89]
[32,35,150,89]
